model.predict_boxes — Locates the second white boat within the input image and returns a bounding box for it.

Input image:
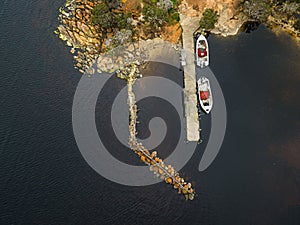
[197,76,213,114]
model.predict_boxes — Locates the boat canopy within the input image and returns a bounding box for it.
[198,48,207,57]
[200,91,209,100]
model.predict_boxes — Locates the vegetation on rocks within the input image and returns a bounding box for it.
[90,1,133,49]
[55,0,299,75]
[199,9,219,31]
[270,0,300,35]
[56,0,182,74]
[242,0,271,22]
[143,0,180,27]
[91,2,132,30]
[90,0,181,45]
[240,0,300,37]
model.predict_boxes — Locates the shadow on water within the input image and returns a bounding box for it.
[240,21,261,33]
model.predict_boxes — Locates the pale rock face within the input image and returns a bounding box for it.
[178,0,200,17]
[179,0,244,36]
[206,0,217,9]
[213,5,246,36]
[217,3,224,12]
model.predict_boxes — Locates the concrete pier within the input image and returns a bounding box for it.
[180,15,200,142]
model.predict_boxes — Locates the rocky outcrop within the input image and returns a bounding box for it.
[55,0,101,74]
[96,42,146,74]
[56,0,299,76]
[267,2,300,44]
[55,0,247,76]
[56,0,184,74]
[96,38,181,74]
[179,0,245,36]
[212,4,246,37]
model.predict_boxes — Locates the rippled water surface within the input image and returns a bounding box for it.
[0,0,299,224]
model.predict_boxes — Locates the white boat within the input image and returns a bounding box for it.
[196,34,209,68]
[197,76,213,114]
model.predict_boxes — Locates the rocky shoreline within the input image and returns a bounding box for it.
[267,15,300,45]
[55,0,102,74]
[55,0,184,74]
[55,0,299,75]
[55,0,246,75]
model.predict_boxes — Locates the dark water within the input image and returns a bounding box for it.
[1,0,300,224]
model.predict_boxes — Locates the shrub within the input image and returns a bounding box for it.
[143,5,168,26]
[91,2,132,30]
[168,11,180,24]
[199,9,219,30]
[91,3,110,26]
[115,12,133,30]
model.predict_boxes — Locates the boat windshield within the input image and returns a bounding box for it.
[199,40,206,46]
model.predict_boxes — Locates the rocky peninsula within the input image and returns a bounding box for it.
[55,0,183,74]
[55,0,299,74]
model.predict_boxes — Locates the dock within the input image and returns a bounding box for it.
[180,15,200,142]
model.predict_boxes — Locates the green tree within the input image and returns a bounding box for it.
[168,10,180,24]
[91,3,110,26]
[91,2,132,30]
[115,12,132,30]
[143,5,168,26]
[199,9,219,30]
[170,0,178,8]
